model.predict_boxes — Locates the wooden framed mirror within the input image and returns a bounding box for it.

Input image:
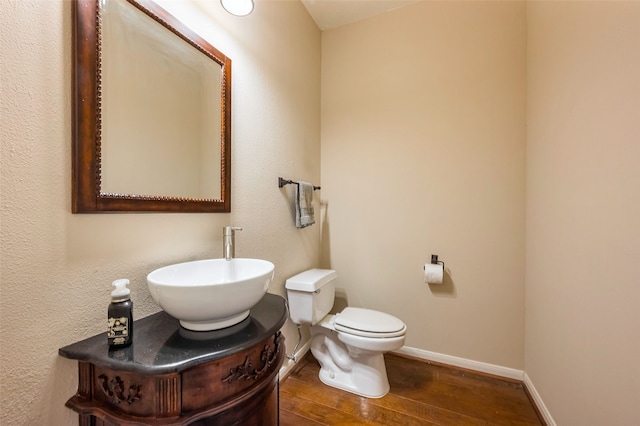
[72,0,231,213]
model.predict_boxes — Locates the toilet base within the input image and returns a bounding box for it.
[317,353,390,398]
[310,326,393,398]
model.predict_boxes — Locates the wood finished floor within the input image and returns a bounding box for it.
[280,353,544,425]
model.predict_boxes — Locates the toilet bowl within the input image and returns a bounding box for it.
[285,269,407,398]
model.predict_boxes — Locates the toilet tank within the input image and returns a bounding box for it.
[285,269,337,325]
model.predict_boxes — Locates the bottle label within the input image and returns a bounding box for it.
[108,316,129,345]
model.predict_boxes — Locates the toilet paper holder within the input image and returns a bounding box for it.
[426,254,445,270]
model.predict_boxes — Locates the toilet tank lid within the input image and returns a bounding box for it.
[285,269,337,292]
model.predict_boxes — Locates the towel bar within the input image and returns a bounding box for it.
[278,177,321,191]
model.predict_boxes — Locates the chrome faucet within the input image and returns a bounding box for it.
[223,226,242,260]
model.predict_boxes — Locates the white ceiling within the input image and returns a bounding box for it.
[301,0,419,31]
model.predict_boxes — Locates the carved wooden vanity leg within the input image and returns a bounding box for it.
[77,361,93,400]
[73,362,94,426]
[156,375,181,418]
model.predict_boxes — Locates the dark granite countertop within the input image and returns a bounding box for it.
[59,293,288,375]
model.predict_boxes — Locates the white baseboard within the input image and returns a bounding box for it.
[394,346,524,381]
[280,344,525,382]
[524,372,556,426]
[279,340,311,381]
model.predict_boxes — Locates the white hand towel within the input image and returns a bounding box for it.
[295,182,315,228]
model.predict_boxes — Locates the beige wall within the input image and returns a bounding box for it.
[0,0,320,424]
[321,1,527,369]
[526,1,640,424]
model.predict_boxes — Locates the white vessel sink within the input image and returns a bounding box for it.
[147,258,275,331]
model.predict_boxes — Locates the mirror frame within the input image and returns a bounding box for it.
[72,0,231,213]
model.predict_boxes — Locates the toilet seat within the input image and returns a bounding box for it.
[334,307,406,338]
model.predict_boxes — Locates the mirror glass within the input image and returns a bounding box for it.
[101,0,222,199]
[73,0,231,213]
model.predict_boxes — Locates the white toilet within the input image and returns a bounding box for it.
[285,269,407,398]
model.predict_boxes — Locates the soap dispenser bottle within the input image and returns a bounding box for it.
[107,279,133,347]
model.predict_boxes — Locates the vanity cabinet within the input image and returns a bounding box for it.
[59,294,287,425]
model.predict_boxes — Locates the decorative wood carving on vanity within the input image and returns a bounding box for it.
[97,374,142,405]
[222,332,283,383]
